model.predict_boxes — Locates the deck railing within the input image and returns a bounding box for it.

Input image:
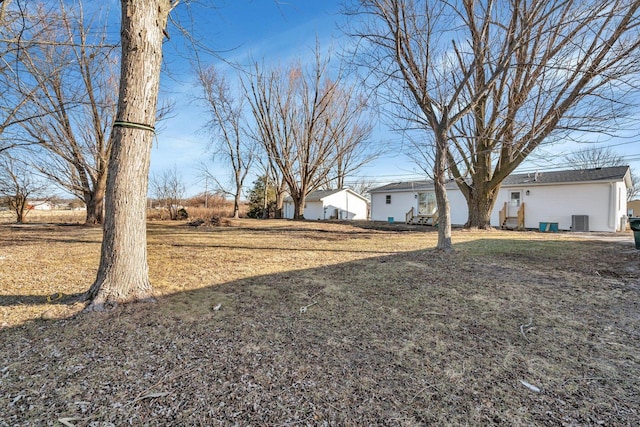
[517,202,525,229]
[499,202,507,227]
[405,207,414,224]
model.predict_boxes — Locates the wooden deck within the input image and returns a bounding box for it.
[405,207,439,226]
[499,202,525,230]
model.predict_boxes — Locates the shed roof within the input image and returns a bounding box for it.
[369,166,630,193]
[304,189,345,202]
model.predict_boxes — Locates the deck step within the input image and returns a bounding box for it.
[503,217,519,229]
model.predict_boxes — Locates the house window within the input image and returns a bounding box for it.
[510,191,521,207]
[386,195,392,204]
[418,192,437,215]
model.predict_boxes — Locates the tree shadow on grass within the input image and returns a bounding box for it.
[0,292,85,306]
[0,224,103,246]
[1,236,639,425]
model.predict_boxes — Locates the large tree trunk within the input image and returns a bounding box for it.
[84,194,102,225]
[233,171,241,219]
[291,192,306,220]
[84,188,105,225]
[84,167,108,225]
[13,196,27,224]
[274,182,286,219]
[233,192,241,219]
[434,133,453,251]
[464,185,500,229]
[85,0,171,310]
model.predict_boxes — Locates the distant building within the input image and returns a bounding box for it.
[283,189,369,220]
[28,200,54,211]
[628,199,640,217]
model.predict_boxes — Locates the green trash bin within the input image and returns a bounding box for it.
[630,217,640,249]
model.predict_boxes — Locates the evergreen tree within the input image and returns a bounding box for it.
[246,176,276,219]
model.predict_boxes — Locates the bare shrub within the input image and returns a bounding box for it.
[146,208,170,221]
[186,200,247,219]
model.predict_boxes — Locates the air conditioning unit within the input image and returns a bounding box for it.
[572,215,589,232]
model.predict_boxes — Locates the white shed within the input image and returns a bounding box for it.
[28,200,54,211]
[369,166,632,232]
[283,189,369,220]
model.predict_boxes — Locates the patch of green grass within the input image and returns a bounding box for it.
[456,236,582,258]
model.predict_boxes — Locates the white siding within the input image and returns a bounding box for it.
[614,181,628,231]
[371,188,469,225]
[283,190,369,220]
[494,183,614,232]
[283,200,326,219]
[304,201,325,220]
[370,191,417,222]
[283,201,294,219]
[448,190,469,226]
[30,201,53,210]
[372,181,626,232]
[321,191,368,220]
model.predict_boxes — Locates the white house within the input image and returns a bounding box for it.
[28,200,54,211]
[283,189,369,220]
[369,166,632,232]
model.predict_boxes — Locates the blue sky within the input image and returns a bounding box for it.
[152,0,424,197]
[134,1,640,197]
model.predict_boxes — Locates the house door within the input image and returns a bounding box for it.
[508,190,522,217]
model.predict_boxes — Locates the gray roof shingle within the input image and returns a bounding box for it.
[369,166,630,193]
[284,189,368,202]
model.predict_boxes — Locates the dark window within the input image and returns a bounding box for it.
[386,195,391,204]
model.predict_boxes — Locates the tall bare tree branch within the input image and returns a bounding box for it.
[196,64,255,219]
[243,45,374,219]
[15,1,118,224]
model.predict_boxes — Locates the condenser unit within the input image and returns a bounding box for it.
[572,215,589,232]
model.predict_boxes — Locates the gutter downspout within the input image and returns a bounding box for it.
[608,183,615,231]
[346,191,349,220]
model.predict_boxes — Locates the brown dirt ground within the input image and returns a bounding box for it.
[0,219,639,426]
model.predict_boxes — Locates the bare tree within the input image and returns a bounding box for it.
[565,146,638,200]
[0,156,48,223]
[255,150,287,218]
[197,65,255,219]
[445,0,640,229]
[348,178,376,197]
[326,87,379,190]
[150,167,186,220]
[244,47,374,219]
[0,0,23,154]
[346,1,510,249]
[0,0,58,155]
[16,2,118,225]
[85,0,177,310]
[566,147,625,169]
[349,0,640,235]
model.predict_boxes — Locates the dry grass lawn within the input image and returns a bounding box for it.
[0,218,639,426]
